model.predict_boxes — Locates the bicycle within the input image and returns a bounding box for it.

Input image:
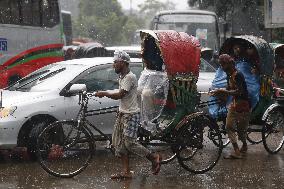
[36,85,223,178]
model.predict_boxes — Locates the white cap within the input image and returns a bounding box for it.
[113,50,131,63]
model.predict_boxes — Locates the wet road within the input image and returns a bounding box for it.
[1,142,284,189]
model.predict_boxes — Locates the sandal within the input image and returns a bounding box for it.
[152,154,162,175]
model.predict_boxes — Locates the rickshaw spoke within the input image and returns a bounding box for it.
[176,115,222,174]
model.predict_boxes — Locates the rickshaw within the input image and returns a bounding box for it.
[73,42,107,59]
[261,43,284,154]
[271,43,284,88]
[208,35,274,146]
[36,30,223,178]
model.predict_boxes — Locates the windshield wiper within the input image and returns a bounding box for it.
[18,70,50,84]
[6,70,50,90]
[15,68,66,90]
[39,68,66,81]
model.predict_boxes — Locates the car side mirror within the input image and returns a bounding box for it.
[68,84,87,96]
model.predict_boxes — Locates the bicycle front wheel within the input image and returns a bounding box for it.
[176,114,223,174]
[37,120,94,178]
[262,110,284,154]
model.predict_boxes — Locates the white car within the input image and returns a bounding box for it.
[0,57,215,156]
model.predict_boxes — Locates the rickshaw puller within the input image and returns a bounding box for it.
[95,50,162,179]
[211,54,250,159]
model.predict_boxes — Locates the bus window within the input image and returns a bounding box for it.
[42,0,60,27]
[0,0,59,27]
[20,0,33,26]
[31,0,41,26]
[10,1,20,25]
[0,0,11,24]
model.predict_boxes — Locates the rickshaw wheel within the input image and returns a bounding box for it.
[176,114,222,174]
[143,140,177,165]
[247,129,264,144]
[138,130,177,164]
[262,110,284,154]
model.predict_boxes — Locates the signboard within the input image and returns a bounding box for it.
[0,38,7,51]
[265,0,284,28]
[196,29,208,40]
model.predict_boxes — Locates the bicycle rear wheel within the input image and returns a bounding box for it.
[262,110,284,154]
[176,115,222,174]
[37,120,94,178]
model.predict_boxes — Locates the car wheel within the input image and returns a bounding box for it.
[27,118,54,160]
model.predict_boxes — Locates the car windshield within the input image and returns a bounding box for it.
[7,64,69,92]
[200,58,216,72]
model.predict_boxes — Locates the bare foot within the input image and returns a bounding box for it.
[151,154,162,175]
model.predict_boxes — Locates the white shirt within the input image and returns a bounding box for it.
[119,71,140,113]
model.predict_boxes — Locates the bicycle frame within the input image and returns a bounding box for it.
[75,92,176,146]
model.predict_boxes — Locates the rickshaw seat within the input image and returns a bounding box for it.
[154,76,199,132]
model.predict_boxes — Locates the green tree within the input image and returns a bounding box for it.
[138,0,176,28]
[73,0,145,45]
[273,28,284,43]
[188,0,234,21]
[187,0,267,39]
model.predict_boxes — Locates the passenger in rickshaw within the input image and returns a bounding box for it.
[211,54,250,159]
[209,42,260,119]
[232,43,260,77]
[246,45,260,75]
[138,36,169,134]
[95,50,162,179]
[137,60,169,134]
[274,51,284,88]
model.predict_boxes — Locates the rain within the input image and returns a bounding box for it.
[1,0,284,188]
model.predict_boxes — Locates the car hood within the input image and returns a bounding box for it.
[0,90,55,107]
[197,72,216,92]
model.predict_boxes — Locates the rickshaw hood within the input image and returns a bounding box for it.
[140,30,201,76]
[220,35,274,76]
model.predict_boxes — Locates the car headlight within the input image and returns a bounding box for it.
[0,106,17,118]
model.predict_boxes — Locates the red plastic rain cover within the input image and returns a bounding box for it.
[156,31,201,76]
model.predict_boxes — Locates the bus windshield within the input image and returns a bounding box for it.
[156,14,218,50]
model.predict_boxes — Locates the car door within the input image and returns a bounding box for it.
[64,62,143,136]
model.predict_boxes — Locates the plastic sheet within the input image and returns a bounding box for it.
[138,69,169,134]
[209,60,260,118]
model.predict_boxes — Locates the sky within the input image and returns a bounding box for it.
[117,0,189,10]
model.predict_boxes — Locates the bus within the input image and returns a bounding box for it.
[0,0,64,87]
[151,10,220,53]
